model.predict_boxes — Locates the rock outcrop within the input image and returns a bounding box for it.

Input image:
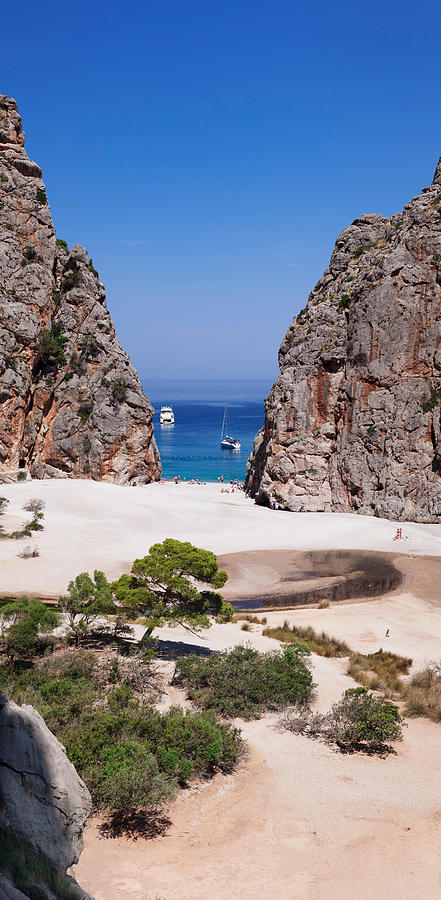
[0,692,92,898]
[0,95,160,484]
[246,159,441,522]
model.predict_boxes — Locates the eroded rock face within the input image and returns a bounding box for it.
[0,693,91,870]
[0,95,160,484]
[246,159,441,522]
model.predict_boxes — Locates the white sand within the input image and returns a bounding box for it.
[1,479,441,595]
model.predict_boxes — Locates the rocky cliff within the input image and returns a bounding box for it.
[246,159,441,522]
[0,693,93,898]
[0,95,160,484]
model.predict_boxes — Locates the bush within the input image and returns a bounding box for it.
[61,266,81,292]
[56,238,69,250]
[35,324,67,373]
[22,245,37,263]
[88,258,99,279]
[175,643,315,719]
[323,687,404,750]
[16,471,27,482]
[111,378,127,402]
[422,388,441,413]
[35,188,47,205]
[23,499,45,514]
[282,687,404,752]
[94,740,175,810]
[347,649,412,692]
[0,650,242,813]
[1,597,58,660]
[403,664,441,721]
[263,622,350,658]
[77,402,92,422]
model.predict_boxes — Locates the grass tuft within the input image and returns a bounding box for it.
[263,622,351,657]
[402,664,441,721]
[347,649,412,692]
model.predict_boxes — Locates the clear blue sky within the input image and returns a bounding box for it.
[2,0,441,380]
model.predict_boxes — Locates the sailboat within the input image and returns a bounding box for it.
[220,402,240,451]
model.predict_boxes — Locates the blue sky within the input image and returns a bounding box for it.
[2,0,441,380]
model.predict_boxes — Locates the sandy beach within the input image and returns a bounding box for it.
[2,479,441,898]
[1,479,441,597]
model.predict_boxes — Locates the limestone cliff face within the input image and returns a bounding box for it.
[0,693,93,898]
[246,159,441,522]
[0,96,160,484]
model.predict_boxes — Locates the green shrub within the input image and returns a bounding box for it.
[61,266,80,292]
[366,425,376,436]
[78,402,93,422]
[16,471,27,482]
[22,245,37,264]
[338,294,351,310]
[35,323,67,373]
[0,649,242,813]
[422,388,441,413]
[263,622,351,658]
[351,242,375,259]
[282,687,405,752]
[1,597,58,660]
[56,238,69,250]
[88,258,99,279]
[35,188,47,205]
[111,378,127,402]
[324,687,404,750]
[94,740,175,810]
[175,643,315,719]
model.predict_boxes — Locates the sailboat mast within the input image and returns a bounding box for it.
[221,402,228,439]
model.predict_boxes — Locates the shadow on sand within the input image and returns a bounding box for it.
[99,809,172,840]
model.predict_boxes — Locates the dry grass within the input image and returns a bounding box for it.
[233,614,267,625]
[263,622,351,658]
[402,664,441,721]
[347,649,412,692]
[318,599,330,609]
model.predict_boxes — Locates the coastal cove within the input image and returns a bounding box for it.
[144,379,270,482]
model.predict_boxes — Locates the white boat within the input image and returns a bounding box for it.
[160,405,175,425]
[220,402,240,451]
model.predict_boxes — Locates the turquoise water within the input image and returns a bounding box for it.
[143,379,271,482]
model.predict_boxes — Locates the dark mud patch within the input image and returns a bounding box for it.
[219,549,403,611]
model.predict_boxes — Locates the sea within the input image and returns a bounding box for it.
[143,379,272,483]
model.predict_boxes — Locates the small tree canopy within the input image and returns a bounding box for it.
[111,539,232,634]
[59,570,114,644]
[1,596,58,659]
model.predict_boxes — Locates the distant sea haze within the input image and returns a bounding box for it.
[142,379,271,482]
